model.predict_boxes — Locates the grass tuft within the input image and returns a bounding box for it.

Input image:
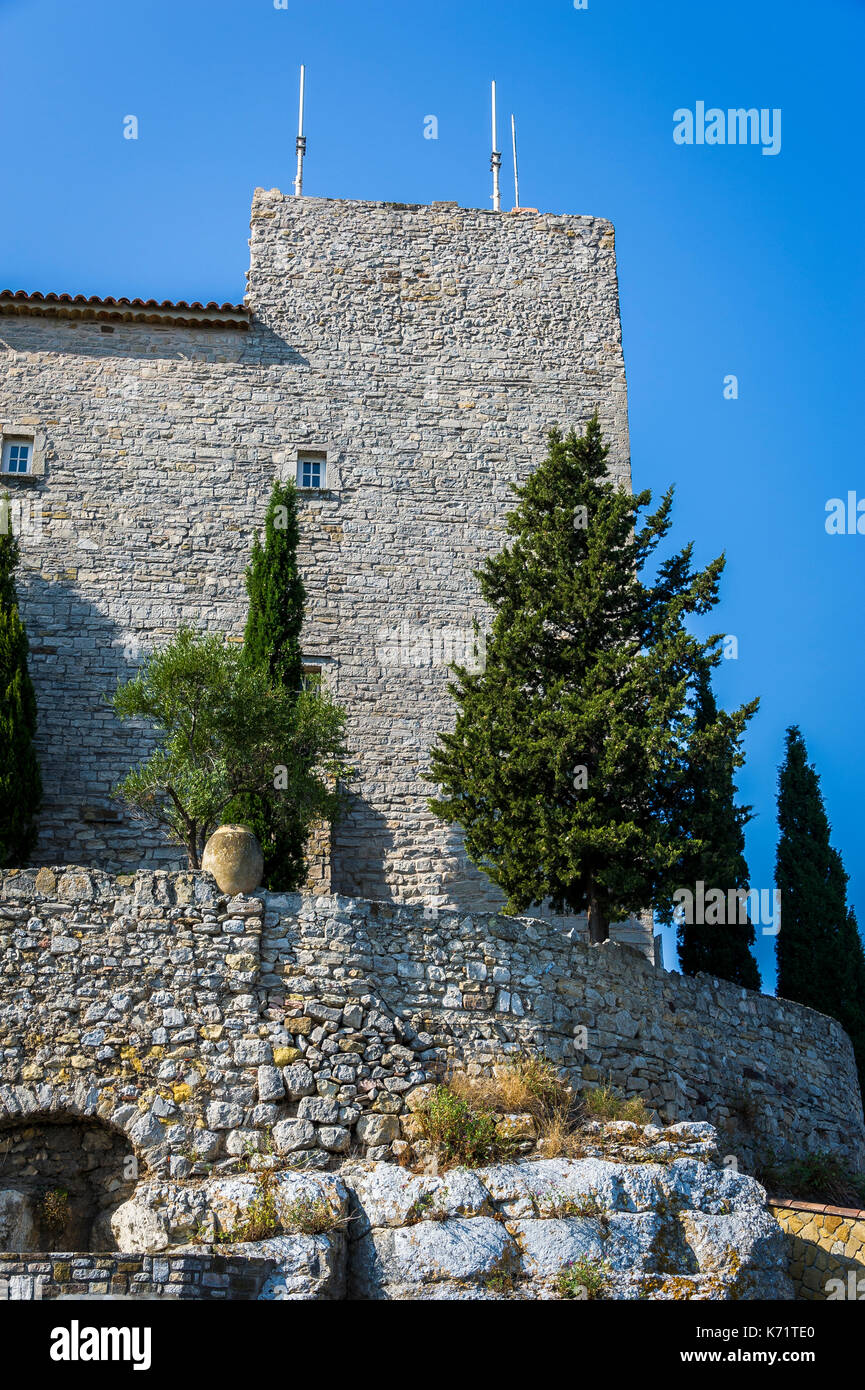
[580,1082,649,1125]
[556,1255,611,1300]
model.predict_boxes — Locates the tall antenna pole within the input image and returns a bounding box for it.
[490,80,501,212]
[511,113,520,210]
[294,64,307,198]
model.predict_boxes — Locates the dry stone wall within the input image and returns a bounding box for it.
[0,191,632,936]
[0,868,862,1182]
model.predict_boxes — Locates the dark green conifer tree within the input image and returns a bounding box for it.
[668,664,761,988]
[231,480,310,889]
[776,727,865,1093]
[243,479,305,690]
[429,416,757,942]
[0,496,42,865]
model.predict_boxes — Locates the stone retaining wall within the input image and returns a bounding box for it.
[1,867,862,1182]
[0,1251,273,1300]
[769,1199,865,1301]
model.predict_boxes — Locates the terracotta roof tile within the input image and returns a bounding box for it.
[0,289,250,329]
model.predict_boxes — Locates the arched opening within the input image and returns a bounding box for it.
[0,1115,140,1253]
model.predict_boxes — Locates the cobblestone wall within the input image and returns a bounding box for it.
[0,190,631,931]
[1,869,861,1182]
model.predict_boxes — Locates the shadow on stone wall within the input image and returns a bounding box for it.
[1,317,309,369]
[330,796,394,902]
[19,572,179,872]
[0,1116,139,1253]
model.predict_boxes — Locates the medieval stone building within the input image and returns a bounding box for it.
[0,189,652,955]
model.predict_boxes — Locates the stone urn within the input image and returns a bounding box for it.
[201,825,264,896]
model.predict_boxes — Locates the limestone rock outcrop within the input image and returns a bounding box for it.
[95,1130,793,1300]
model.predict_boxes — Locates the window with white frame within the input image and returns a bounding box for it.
[1,439,32,475]
[297,454,326,490]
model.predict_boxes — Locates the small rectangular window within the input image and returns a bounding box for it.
[301,664,322,691]
[2,440,31,475]
[297,455,325,490]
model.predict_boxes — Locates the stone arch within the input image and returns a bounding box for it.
[0,1086,143,1253]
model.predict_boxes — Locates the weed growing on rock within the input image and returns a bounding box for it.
[450,1051,571,1119]
[417,1086,503,1168]
[556,1256,611,1300]
[281,1194,348,1236]
[580,1082,649,1125]
[484,1251,521,1295]
[227,1171,282,1242]
[538,1188,607,1224]
[36,1187,69,1234]
[214,1172,348,1244]
[405,1191,448,1224]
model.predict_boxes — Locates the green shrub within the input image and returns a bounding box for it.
[418,1085,502,1168]
[759,1150,865,1208]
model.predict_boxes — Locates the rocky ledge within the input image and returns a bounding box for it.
[55,1122,792,1300]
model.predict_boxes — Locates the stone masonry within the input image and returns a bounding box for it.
[1,868,862,1186]
[0,191,642,947]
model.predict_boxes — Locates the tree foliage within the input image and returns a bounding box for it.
[231,479,330,889]
[242,479,305,690]
[663,663,760,988]
[775,726,865,1095]
[429,416,758,943]
[112,627,350,870]
[0,496,42,866]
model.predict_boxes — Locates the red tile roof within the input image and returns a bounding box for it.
[0,289,250,329]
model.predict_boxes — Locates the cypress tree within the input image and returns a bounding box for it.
[775,726,865,1092]
[669,663,761,988]
[234,479,308,888]
[0,495,42,865]
[242,478,305,690]
[429,415,757,941]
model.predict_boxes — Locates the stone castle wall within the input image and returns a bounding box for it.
[1,869,861,1182]
[0,192,630,928]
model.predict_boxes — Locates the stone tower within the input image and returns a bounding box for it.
[0,190,651,954]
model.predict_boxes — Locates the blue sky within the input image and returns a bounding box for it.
[2,0,863,986]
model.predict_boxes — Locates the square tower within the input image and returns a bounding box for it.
[0,191,645,948]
